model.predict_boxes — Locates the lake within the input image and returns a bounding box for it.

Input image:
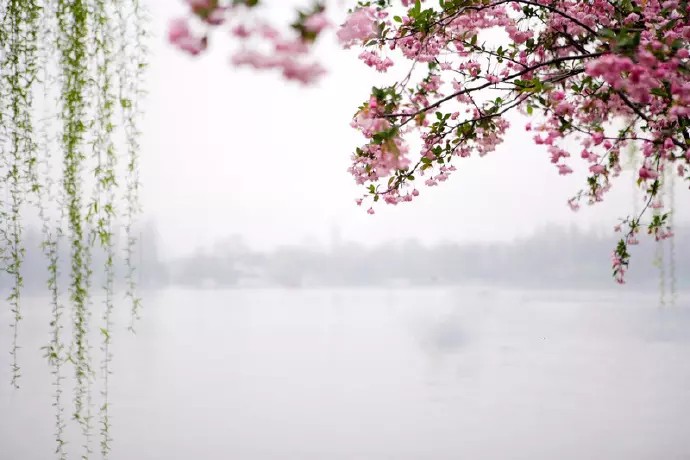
[2,287,690,459]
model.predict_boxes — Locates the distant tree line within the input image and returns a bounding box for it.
[5,223,687,293]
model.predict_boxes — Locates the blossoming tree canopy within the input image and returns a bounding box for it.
[169,0,330,84]
[171,0,690,283]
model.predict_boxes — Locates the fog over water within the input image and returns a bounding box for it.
[2,288,690,459]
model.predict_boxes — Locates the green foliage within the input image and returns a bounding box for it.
[0,0,147,457]
[116,0,146,335]
[90,0,117,456]
[56,0,92,453]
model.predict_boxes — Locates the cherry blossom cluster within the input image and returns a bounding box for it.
[170,0,328,84]
[170,0,690,283]
[337,0,689,282]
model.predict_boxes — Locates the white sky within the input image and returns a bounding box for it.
[140,0,688,257]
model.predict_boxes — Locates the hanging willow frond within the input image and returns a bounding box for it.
[1,0,148,457]
[1,0,41,389]
[35,0,67,456]
[117,0,147,333]
[88,0,118,455]
[56,0,95,454]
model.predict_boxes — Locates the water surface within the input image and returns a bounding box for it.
[2,288,689,459]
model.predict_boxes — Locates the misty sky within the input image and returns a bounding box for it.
[141,0,689,257]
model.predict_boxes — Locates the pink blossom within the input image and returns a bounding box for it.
[169,0,690,285]
[638,165,659,180]
[557,164,573,175]
[337,8,377,48]
[205,8,226,26]
[186,0,211,10]
[304,13,330,34]
[168,18,206,56]
[589,164,606,174]
[231,24,252,38]
[359,51,394,72]
[281,61,326,85]
[550,90,565,101]
[168,19,190,44]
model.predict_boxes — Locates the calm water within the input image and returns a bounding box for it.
[2,287,690,459]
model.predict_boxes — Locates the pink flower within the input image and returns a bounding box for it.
[557,164,573,175]
[304,12,330,34]
[168,19,190,44]
[168,19,207,56]
[638,165,659,180]
[367,207,375,215]
[550,90,565,101]
[589,164,606,174]
[624,13,640,24]
[611,252,627,284]
[337,8,376,48]
[233,25,252,38]
[274,39,309,54]
[359,51,394,72]
[186,0,211,11]
[281,60,326,85]
[205,8,226,26]
[259,24,280,40]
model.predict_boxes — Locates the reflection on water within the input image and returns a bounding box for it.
[2,288,690,459]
